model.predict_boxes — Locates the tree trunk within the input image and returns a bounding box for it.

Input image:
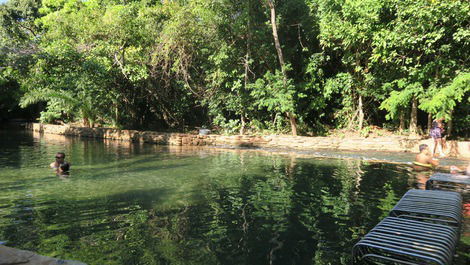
[240,113,246,135]
[239,0,252,136]
[399,111,406,132]
[347,108,359,130]
[267,0,286,78]
[358,95,364,130]
[409,96,418,135]
[83,117,90,128]
[266,0,297,136]
[287,112,297,136]
[447,110,453,137]
[115,104,119,127]
[427,113,432,133]
[241,46,250,135]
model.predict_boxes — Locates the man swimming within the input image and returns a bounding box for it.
[413,144,439,171]
[50,152,66,169]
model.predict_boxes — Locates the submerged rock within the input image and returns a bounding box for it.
[0,245,86,265]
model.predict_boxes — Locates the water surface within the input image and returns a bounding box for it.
[0,130,467,264]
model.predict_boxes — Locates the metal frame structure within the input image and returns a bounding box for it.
[353,217,459,265]
[426,173,470,193]
[353,189,463,264]
[389,189,462,227]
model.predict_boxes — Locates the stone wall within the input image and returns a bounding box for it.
[28,123,470,159]
[0,245,86,265]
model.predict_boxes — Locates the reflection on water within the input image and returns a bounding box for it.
[0,130,467,265]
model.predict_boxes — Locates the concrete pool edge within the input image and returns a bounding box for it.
[26,123,470,159]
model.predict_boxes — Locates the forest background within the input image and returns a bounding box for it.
[0,0,469,138]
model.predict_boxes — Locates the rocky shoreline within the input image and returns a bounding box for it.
[26,123,470,159]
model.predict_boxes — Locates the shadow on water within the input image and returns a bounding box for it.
[0,162,397,264]
[1,187,172,247]
[73,156,190,181]
[180,161,410,265]
[0,130,35,169]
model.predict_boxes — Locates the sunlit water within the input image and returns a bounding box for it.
[0,130,468,265]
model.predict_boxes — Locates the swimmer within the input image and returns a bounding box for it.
[57,162,70,176]
[50,152,66,169]
[413,144,439,171]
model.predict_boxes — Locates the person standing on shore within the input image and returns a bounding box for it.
[430,119,445,157]
[439,119,448,153]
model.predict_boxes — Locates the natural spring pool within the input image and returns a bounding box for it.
[0,130,468,265]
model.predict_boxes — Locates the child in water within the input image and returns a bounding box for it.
[57,162,70,176]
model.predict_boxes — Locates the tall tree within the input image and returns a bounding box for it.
[265,0,298,136]
[0,0,42,120]
[313,0,389,131]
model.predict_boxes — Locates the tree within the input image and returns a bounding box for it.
[0,0,42,120]
[313,0,388,131]
[264,0,298,135]
[20,89,96,126]
[420,72,470,135]
[376,0,470,134]
[1,0,469,137]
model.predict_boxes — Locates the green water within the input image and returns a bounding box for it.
[0,130,467,265]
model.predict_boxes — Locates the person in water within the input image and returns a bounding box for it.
[50,152,66,169]
[448,163,470,175]
[413,144,439,171]
[57,162,70,177]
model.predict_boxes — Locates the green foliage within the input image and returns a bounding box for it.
[419,72,470,120]
[323,73,355,126]
[19,88,98,125]
[17,43,115,126]
[0,67,21,119]
[377,183,398,219]
[0,0,469,136]
[212,115,241,135]
[250,69,296,115]
[380,80,422,120]
[0,0,41,42]
[372,0,469,130]
[0,0,43,120]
